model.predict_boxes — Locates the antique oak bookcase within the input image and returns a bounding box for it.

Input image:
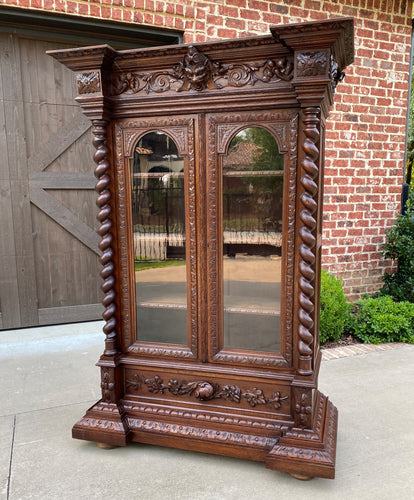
[49,18,354,480]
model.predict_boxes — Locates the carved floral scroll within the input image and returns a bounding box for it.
[126,374,288,410]
[112,46,293,95]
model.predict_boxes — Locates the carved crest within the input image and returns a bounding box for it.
[111,46,293,95]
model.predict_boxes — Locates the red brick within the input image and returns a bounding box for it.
[270,4,288,15]
[227,0,247,6]
[66,1,78,13]
[185,4,196,18]
[145,0,155,11]
[216,28,238,39]
[218,5,239,18]
[225,18,246,30]
[144,13,154,23]
[207,15,224,25]
[240,8,261,20]
[248,0,269,11]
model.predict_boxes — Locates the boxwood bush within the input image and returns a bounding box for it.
[348,295,414,344]
[319,269,349,344]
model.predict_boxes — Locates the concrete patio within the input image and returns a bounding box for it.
[1,321,413,500]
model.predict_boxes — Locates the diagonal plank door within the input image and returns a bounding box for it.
[0,33,102,329]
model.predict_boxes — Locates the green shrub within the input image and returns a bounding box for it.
[380,191,414,302]
[319,269,349,344]
[348,295,414,344]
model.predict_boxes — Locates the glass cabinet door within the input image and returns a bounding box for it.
[130,131,187,345]
[222,127,284,353]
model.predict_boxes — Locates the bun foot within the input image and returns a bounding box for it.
[96,442,118,450]
[290,473,313,481]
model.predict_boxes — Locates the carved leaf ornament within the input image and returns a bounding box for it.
[77,71,101,94]
[112,46,293,95]
[133,375,288,410]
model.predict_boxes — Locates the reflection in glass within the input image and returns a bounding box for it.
[222,127,284,353]
[131,132,187,344]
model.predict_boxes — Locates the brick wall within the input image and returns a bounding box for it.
[2,0,412,300]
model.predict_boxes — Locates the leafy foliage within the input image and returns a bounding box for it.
[348,295,414,344]
[319,269,349,344]
[379,191,414,303]
[405,74,414,188]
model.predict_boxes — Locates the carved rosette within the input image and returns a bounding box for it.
[101,367,116,403]
[294,390,313,429]
[93,120,117,356]
[297,108,320,376]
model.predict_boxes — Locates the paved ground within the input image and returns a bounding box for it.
[1,321,413,500]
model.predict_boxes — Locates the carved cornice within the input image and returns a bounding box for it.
[271,17,354,68]
[114,35,276,62]
[111,46,293,96]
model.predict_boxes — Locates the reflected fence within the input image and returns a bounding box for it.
[132,181,282,261]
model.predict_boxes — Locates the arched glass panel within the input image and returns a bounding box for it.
[130,132,187,344]
[222,127,284,353]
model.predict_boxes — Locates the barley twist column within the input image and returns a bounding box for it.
[93,119,117,357]
[297,107,320,376]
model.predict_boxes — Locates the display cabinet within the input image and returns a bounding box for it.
[49,17,354,479]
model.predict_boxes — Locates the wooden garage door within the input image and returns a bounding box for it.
[0,32,102,329]
[0,7,181,331]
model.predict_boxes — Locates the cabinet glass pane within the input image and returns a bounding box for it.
[131,132,187,344]
[222,127,283,353]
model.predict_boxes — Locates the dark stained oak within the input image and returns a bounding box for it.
[48,17,354,480]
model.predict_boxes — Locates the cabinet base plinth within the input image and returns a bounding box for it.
[72,400,130,447]
[265,391,338,479]
[72,391,337,479]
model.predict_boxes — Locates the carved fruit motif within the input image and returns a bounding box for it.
[139,376,288,409]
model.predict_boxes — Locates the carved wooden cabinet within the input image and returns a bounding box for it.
[49,17,354,479]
